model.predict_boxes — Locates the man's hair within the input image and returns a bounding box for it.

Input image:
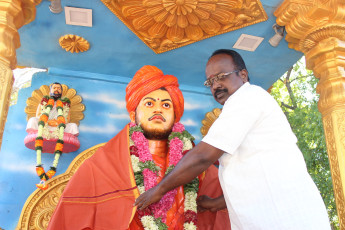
[210,49,250,82]
[50,82,63,93]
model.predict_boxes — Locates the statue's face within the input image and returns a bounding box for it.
[50,84,62,99]
[131,89,175,140]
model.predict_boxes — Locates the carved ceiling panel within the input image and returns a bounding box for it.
[274,0,345,53]
[101,0,267,53]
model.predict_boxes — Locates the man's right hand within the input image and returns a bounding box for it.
[134,185,164,210]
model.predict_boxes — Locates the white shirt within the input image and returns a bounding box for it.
[203,83,330,230]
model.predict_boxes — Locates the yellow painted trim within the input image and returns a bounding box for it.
[15,65,28,69]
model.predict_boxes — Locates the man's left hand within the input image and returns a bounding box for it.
[197,195,227,212]
[197,195,217,212]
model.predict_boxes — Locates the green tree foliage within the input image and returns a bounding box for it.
[270,59,339,229]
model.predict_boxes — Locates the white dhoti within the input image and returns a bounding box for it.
[26,117,79,136]
[26,106,79,136]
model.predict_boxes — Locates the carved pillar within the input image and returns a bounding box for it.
[0,0,36,150]
[275,0,345,228]
[0,62,13,149]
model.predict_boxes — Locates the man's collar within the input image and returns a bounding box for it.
[224,82,250,105]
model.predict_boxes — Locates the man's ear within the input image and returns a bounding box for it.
[129,111,136,123]
[240,69,249,83]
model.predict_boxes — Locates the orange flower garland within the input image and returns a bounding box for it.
[48,98,54,106]
[40,114,49,123]
[56,100,63,107]
[35,95,71,190]
[35,139,44,148]
[55,143,64,152]
[57,116,66,124]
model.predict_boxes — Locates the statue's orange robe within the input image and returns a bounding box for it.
[48,125,230,230]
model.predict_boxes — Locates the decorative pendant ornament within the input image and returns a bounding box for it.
[59,34,90,53]
[34,96,70,190]
[129,122,198,230]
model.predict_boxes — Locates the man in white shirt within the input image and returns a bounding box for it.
[135,49,331,230]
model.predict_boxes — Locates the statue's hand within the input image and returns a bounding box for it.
[134,186,164,210]
[47,120,58,127]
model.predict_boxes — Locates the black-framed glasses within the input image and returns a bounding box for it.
[204,70,239,87]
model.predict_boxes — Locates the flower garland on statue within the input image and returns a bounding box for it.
[129,122,199,230]
[35,95,70,190]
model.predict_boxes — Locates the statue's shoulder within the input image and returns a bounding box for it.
[60,97,71,108]
[60,97,71,104]
[39,95,50,105]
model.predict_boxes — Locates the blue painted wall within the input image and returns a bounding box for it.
[0,68,220,229]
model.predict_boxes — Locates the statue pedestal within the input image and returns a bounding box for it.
[24,131,80,153]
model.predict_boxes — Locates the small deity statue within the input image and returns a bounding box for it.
[25,82,80,190]
[26,82,79,137]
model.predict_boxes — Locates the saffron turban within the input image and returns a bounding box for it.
[126,65,184,122]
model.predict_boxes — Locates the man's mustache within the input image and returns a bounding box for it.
[148,114,166,122]
[50,92,62,100]
[214,88,228,98]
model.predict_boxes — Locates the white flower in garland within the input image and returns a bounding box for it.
[42,125,51,139]
[131,155,140,173]
[52,127,60,139]
[184,191,198,212]
[183,222,197,230]
[129,138,135,146]
[63,105,70,118]
[141,215,159,230]
[138,185,146,195]
[40,102,47,114]
[182,137,193,151]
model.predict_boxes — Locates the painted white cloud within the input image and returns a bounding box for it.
[81,93,126,109]
[107,113,130,120]
[0,152,36,175]
[79,124,119,134]
[2,163,35,174]
[184,101,205,110]
[181,119,198,127]
[95,112,130,120]
[10,123,25,130]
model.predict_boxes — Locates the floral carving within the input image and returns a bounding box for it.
[275,0,345,53]
[16,144,103,230]
[200,108,222,136]
[323,115,345,229]
[0,62,13,149]
[59,34,90,53]
[101,0,267,53]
